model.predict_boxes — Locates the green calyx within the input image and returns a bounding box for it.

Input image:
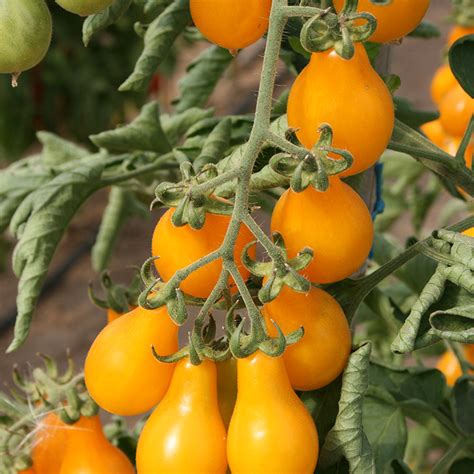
[227,304,304,359]
[152,316,231,365]
[139,256,197,325]
[270,124,353,192]
[0,354,97,473]
[152,161,233,230]
[89,269,141,314]
[12,353,98,423]
[242,231,313,304]
[300,2,377,59]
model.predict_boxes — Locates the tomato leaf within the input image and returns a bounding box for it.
[7,154,109,352]
[452,377,474,435]
[82,0,133,47]
[407,21,440,39]
[393,283,474,354]
[393,97,439,129]
[449,34,474,98]
[143,0,174,15]
[37,132,89,166]
[91,187,149,273]
[119,0,191,92]
[91,102,171,153]
[319,342,376,474]
[367,361,456,448]
[429,305,474,343]
[161,108,214,147]
[0,157,53,233]
[363,386,407,474]
[173,46,233,113]
[368,361,445,408]
[372,233,437,295]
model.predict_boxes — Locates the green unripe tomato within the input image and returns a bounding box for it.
[0,0,52,75]
[55,0,115,16]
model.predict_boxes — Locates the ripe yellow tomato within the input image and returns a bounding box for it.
[421,120,447,148]
[431,64,457,105]
[190,0,272,50]
[227,351,318,473]
[32,413,68,474]
[136,359,227,474]
[287,43,394,176]
[441,137,473,167]
[436,345,474,386]
[439,83,474,138]
[85,306,178,416]
[262,286,351,391]
[463,228,474,237]
[55,0,114,16]
[271,178,374,284]
[333,0,430,43]
[152,209,255,299]
[106,308,122,324]
[59,416,134,474]
[448,25,474,46]
[216,358,237,428]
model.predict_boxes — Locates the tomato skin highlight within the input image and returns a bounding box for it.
[333,0,430,43]
[85,306,178,416]
[227,351,318,474]
[431,64,457,105]
[136,359,227,474]
[421,119,447,148]
[59,416,134,474]
[32,413,68,474]
[190,0,272,50]
[436,345,474,386]
[271,178,374,284]
[439,83,474,138]
[55,0,115,16]
[0,0,52,74]
[152,209,255,299]
[263,286,351,391]
[287,43,394,176]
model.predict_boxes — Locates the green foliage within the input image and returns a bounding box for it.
[83,0,133,46]
[449,34,474,97]
[319,343,375,473]
[173,46,233,113]
[119,0,191,91]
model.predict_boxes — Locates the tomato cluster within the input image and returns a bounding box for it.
[17,1,438,472]
[79,2,435,472]
[422,27,474,179]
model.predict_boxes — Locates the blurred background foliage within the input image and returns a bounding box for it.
[0,1,179,163]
